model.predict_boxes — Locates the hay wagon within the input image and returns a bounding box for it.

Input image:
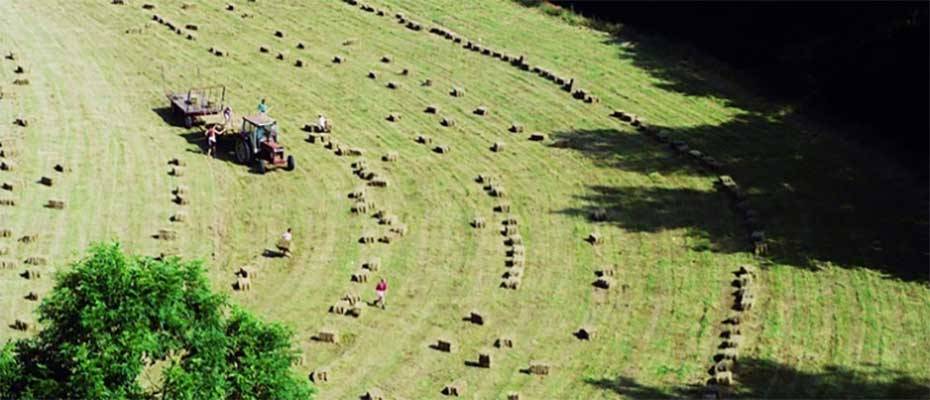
[165,85,226,128]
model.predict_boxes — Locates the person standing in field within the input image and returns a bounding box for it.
[204,124,218,158]
[277,228,292,257]
[374,278,388,309]
[257,98,269,115]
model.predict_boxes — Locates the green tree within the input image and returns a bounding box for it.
[0,243,314,400]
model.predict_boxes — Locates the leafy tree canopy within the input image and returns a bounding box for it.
[0,243,315,400]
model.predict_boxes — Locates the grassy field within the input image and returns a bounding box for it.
[0,0,927,399]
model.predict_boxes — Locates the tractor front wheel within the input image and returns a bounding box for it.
[255,159,266,174]
[286,155,295,171]
[234,139,251,164]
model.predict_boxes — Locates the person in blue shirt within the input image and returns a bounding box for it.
[257,98,269,114]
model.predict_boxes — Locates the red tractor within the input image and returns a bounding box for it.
[230,114,295,173]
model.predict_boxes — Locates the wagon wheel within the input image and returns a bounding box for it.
[234,139,251,164]
[183,115,193,129]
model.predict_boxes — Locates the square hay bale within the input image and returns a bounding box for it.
[435,338,453,352]
[351,201,370,214]
[504,235,523,246]
[332,55,344,63]
[233,277,252,292]
[39,176,53,186]
[491,142,505,152]
[502,225,519,237]
[351,269,369,283]
[276,52,286,60]
[450,87,464,97]
[363,258,381,271]
[11,319,30,331]
[348,188,366,199]
[528,361,550,375]
[0,198,17,207]
[361,388,383,400]
[169,166,184,177]
[170,212,187,223]
[735,265,755,276]
[46,200,65,209]
[359,233,375,244]
[380,55,392,63]
[259,45,270,53]
[213,49,226,57]
[13,78,30,86]
[500,277,521,290]
[377,234,394,244]
[296,41,305,49]
[502,216,519,226]
[24,291,38,301]
[481,48,492,56]
[378,214,398,225]
[477,349,492,368]
[173,185,189,196]
[471,217,486,228]
[587,232,604,245]
[368,178,389,187]
[157,228,177,241]
[237,266,259,279]
[143,3,156,9]
[226,3,235,11]
[21,269,41,279]
[13,118,28,127]
[440,117,455,127]
[442,380,464,396]
[274,30,284,38]
[505,256,524,268]
[386,113,401,122]
[400,67,409,75]
[507,392,521,400]
[347,147,364,156]
[185,24,198,31]
[502,267,523,279]
[168,158,185,167]
[416,135,432,145]
[494,203,511,213]
[507,245,525,257]
[714,370,733,386]
[174,194,188,205]
[0,259,15,270]
[424,105,439,114]
[309,369,329,383]
[575,325,597,340]
[468,310,485,325]
[389,224,407,236]
[316,329,338,344]
[381,152,398,162]
[595,267,615,277]
[2,182,12,191]
[342,292,362,306]
[386,81,399,89]
[18,234,37,243]
[528,132,547,141]
[489,186,506,198]
[593,276,613,289]
[495,336,515,348]
[295,59,305,67]
[367,70,377,79]
[0,228,10,238]
[473,106,488,116]
[329,300,350,315]
[433,145,451,154]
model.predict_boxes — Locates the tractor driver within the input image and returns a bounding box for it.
[253,125,266,153]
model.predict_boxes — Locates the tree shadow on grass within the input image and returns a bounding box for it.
[586,357,930,399]
[550,122,928,283]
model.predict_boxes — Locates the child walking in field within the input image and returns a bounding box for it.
[374,278,388,309]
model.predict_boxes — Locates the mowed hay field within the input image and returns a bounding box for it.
[1,0,928,399]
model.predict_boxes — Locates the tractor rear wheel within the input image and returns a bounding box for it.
[234,139,251,164]
[286,155,295,171]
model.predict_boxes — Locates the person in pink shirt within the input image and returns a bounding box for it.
[375,278,388,309]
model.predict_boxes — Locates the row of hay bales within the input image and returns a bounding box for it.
[610,110,767,255]
[151,14,197,41]
[704,265,758,397]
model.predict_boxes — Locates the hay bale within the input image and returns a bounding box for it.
[168,158,185,167]
[368,178,389,187]
[20,269,41,279]
[714,370,733,386]
[491,142,505,152]
[502,267,523,279]
[440,117,455,127]
[508,245,525,257]
[502,216,518,226]
[309,369,329,383]
[363,258,381,271]
[507,392,521,400]
[347,147,364,156]
[38,176,53,186]
[0,259,14,269]
[528,132,547,141]
[11,319,30,331]
[388,224,407,236]
[142,3,155,8]
[505,255,524,267]
[359,232,376,244]
[361,388,383,400]
[502,225,518,237]
[500,277,521,290]
[494,203,511,213]
[468,310,485,325]
[173,185,189,196]
[2,182,12,191]
[508,122,523,132]
[276,52,286,60]
[13,65,25,74]
[593,276,613,289]
[0,228,10,238]
[157,229,177,241]
[213,49,226,57]
[237,266,259,279]
[332,55,344,63]
[400,68,409,75]
[13,118,28,127]
[473,106,488,116]
[274,30,284,38]
[471,217,486,228]
[381,152,398,162]
[442,381,464,396]
[185,24,198,31]
[587,232,604,245]
[46,200,65,209]
[575,325,597,340]
[170,212,187,223]
[595,267,615,277]
[450,87,464,97]
[0,198,16,207]
[24,292,38,301]
[494,336,515,348]
[174,194,188,205]
[233,276,251,291]
[296,41,305,49]
[378,214,398,225]
[18,234,37,243]
[380,55,392,63]
[528,361,550,375]
[295,59,304,67]
[316,329,338,344]
[424,105,439,114]
[416,135,432,145]
[351,270,369,282]
[169,166,183,177]
[433,145,450,154]
[226,3,235,10]
[435,338,453,352]
[386,113,401,122]
[385,81,400,90]
[489,186,506,198]
[477,349,492,368]
[735,265,755,276]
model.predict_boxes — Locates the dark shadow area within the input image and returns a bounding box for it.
[586,358,930,399]
[151,106,184,128]
[551,122,928,282]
